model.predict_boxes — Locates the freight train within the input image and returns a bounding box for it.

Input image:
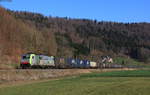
[20,53,97,69]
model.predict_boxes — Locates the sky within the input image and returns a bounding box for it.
[0,0,150,23]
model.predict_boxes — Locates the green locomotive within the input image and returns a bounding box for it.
[20,53,55,69]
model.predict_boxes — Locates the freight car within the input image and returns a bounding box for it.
[20,53,97,69]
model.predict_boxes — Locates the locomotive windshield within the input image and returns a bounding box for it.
[22,55,30,60]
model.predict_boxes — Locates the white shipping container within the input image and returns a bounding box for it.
[90,61,97,67]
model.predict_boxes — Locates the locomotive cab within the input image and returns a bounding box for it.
[20,54,36,68]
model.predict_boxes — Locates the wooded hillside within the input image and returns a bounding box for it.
[0,7,150,66]
[0,7,57,66]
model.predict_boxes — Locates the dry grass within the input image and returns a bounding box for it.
[0,68,135,84]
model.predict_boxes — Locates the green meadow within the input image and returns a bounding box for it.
[0,70,150,95]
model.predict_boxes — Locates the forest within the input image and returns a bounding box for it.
[0,7,150,65]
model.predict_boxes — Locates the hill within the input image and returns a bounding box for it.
[0,7,150,68]
[9,9,150,63]
[0,7,57,67]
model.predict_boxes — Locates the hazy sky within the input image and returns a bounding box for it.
[1,0,150,22]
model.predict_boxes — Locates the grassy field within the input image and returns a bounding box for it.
[80,70,150,77]
[113,57,150,68]
[113,57,143,66]
[0,70,150,95]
